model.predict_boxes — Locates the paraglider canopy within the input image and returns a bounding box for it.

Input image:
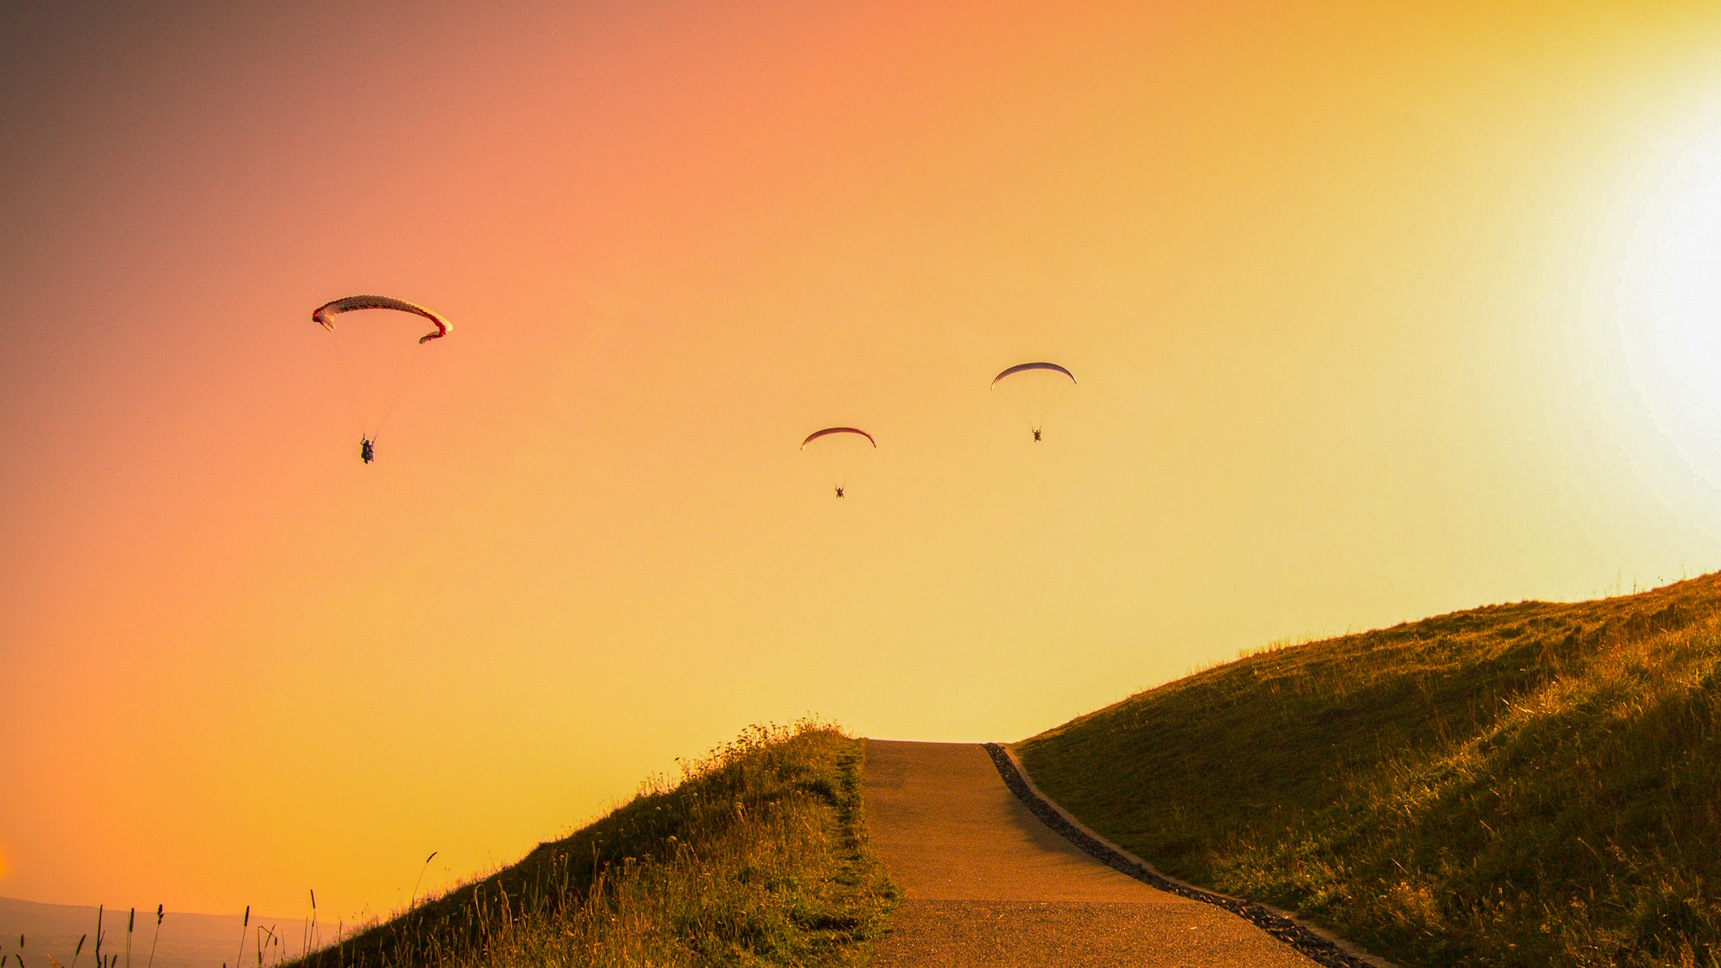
[801,427,876,497]
[991,362,1076,441]
[313,295,451,344]
[800,427,877,449]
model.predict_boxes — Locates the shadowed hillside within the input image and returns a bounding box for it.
[1020,574,1721,968]
[295,723,895,968]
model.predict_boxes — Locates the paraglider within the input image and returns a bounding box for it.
[801,427,876,497]
[991,362,1076,441]
[311,295,451,463]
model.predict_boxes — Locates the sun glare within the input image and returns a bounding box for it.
[1610,105,1721,482]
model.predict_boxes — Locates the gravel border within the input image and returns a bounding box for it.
[983,743,1390,968]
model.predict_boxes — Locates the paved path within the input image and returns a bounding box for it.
[863,740,1320,967]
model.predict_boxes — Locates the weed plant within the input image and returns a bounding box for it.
[1021,573,1721,968]
[292,721,895,968]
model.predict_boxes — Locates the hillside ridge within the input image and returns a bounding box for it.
[1021,572,1721,968]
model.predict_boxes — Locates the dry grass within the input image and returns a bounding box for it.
[1020,573,1721,968]
[290,721,896,968]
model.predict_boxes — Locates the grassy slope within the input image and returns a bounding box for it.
[296,723,896,968]
[1020,574,1721,968]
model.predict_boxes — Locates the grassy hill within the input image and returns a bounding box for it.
[1019,574,1721,968]
[295,722,895,968]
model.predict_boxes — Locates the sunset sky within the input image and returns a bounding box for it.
[5,0,1721,925]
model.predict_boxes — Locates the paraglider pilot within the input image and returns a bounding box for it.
[835,486,845,498]
[360,437,375,464]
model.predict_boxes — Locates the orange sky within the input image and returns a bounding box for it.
[5,0,1721,924]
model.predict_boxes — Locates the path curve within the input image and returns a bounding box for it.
[861,740,1325,968]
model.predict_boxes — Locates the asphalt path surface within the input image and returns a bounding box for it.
[863,740,1320,968]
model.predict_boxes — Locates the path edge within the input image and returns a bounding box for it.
[983,742,1402,968]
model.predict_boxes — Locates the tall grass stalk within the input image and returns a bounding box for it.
[232,904,249,968]
[144,905,161,968]
[302,891,317,961]
[407,855,436,913]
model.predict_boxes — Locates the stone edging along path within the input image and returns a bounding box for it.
[982,743,1394,968]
